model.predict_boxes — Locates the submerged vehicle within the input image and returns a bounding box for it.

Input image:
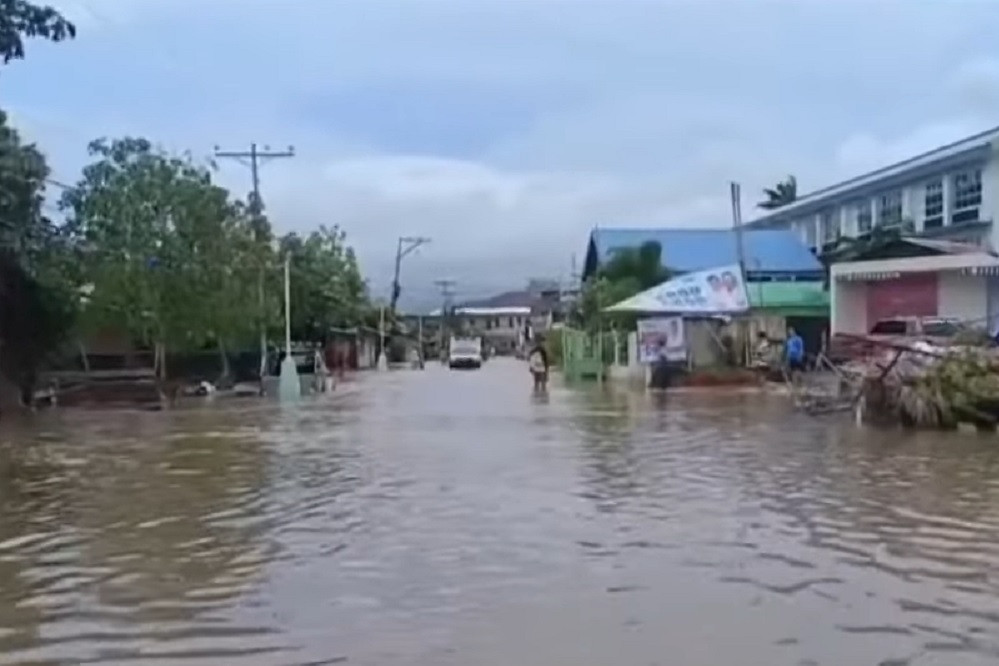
[448,336,483,369]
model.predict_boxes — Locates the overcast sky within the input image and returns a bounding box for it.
[6,0,999,309]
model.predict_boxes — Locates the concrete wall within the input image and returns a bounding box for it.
[831,280,868,335]
[987,277,999,334]
[938,272,988,323]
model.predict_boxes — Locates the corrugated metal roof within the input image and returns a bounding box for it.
[746,125,999,226]
[587,228,823,275]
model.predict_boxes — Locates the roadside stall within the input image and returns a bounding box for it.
[604,263,752,386]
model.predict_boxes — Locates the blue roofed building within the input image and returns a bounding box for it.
[582,227,824,282]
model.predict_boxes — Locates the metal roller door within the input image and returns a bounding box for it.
[865,273,938,326]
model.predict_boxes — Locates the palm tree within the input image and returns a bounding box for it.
[758,175,798,210]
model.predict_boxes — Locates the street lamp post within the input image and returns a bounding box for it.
[376,301,389,371]
[278,252,301,402]
[390,236,431,313]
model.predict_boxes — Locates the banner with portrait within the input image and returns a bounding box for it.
[637,317,687,363]
[605,263,750,314]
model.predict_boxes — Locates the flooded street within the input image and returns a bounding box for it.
[1,359,999,665]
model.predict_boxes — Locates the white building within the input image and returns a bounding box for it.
[745,126,999,253]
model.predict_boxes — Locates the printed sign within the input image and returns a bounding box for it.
[637,317,686,363]
[607,263,750,314]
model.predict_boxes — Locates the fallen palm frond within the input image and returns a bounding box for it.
[858,346,999,429]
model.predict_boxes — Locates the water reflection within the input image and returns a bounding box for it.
[0,361,997,664]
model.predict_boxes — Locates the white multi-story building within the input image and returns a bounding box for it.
[745,126,998,253]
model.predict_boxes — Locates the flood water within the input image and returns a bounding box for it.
[1,359,999,665]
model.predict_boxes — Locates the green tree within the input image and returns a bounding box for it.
[576,240,671,330]
[0,109,76,406]
[0,0,75,65]
[758,175,798,210]
[0,1,77,411]
[61,137,245,382]
[279,225,370,342]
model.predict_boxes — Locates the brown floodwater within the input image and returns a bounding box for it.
[1,359,998,665]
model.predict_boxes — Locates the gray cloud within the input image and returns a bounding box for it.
[7,0,999,309]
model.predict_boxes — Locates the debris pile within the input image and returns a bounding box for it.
[858,346,999,430]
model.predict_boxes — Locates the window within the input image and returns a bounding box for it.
[877,190,902,227]
[820,209,838,243]
[869,319,907,335]
[951,168,981,225]
[854,200,872,234]
[924,180,943,229]
[799,218,817,247]
[921,319,961,338]
[507,317,514,328]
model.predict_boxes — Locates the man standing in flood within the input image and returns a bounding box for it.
[528,338,549,392]
[785,326,805,381]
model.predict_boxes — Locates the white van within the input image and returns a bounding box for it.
[448,336,483,369]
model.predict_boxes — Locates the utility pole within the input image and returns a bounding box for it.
[390,236,431,313]
[214,143,295,391]
[434,278,456,361]
[417,314,425,368]
[730,181,749,365]
[730,181,746,277]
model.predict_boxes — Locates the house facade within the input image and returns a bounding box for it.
[744,126,999,254]
[830,243,999,336]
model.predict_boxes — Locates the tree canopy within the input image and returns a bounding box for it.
[57,137,374,380]
[0,0,75,65]
[279,225,369,342]
[758,175,798,210]
[0,108,75,402]
[576,241,671,329]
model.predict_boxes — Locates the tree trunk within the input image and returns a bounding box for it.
[217,338,232,388]
[78,340,90,374]
[154,341,169,404]
[18,369,35,410]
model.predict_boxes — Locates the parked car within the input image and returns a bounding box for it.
[829,316,965,363]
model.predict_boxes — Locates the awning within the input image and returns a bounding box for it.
[832,252,999,282]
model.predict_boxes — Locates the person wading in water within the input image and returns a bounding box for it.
[528,338,550,392]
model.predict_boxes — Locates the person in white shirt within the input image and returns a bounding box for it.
[528,340,549,392]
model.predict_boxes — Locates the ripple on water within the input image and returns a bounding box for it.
[0,367,998,664]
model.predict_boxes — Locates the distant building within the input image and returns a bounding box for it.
[743,125,999,255]
[582,228,823,282]
[415,280,569,354]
